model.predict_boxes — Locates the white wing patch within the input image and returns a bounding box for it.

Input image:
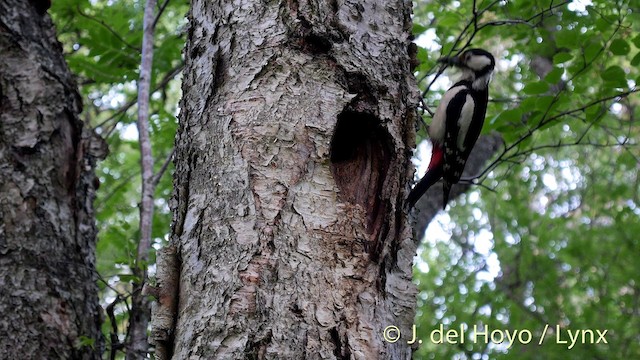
[429,85,467,143]
[456,94,475,151]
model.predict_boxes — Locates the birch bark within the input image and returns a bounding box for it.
[169,1,419,358]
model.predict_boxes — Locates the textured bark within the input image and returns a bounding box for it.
[0,1,104,358]
[148,245,179,360]
[167,0,419,358]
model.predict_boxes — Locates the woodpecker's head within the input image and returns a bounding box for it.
[439,48,495,90]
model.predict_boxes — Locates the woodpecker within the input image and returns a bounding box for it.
[407,48,495,209]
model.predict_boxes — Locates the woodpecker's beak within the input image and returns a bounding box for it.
[437,54,463,67]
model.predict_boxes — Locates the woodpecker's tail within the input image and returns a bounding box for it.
[442,181,453,210]
[406,144,444,209]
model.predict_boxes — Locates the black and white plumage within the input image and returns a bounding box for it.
[407,48,495,209]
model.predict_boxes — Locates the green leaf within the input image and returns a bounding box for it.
[544,67,563,84]
[586,104,605,123]
[535,114,555,132]
[535,115,552,132]
[536,96,555,111]
[610,39,630,55]
[601,66,627,88]
[595,17,611,32]
[633,35,640,48]
[519,97,538,112]
[495,123,520,143]
[494,108,523,124]
[413,23,428,36]
[631,52,640,67]
[417,46,429,63]
[523,82,549,95]
[555,30,578,48]
[553,52,572,64]
[118,274,140,283]
[67,56,124,83]
[619,151,637,167]
[553,93,571,111]
[584,42,601,63]
[438,14,461,29]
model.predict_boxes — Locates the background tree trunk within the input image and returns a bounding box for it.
[168,0,419,358]
[0,1,104,358]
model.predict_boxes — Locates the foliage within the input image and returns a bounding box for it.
[412,0,640,358]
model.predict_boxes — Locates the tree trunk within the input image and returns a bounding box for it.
[0,2,105,358]
[165,0,419,358]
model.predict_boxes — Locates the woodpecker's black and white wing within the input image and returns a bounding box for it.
[443,86,475,183]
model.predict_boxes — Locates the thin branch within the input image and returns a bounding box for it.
[103,111,127,139]
[135,0,157,303]
[480,19,537,27]
[152,148,175,188]
[508,138,632,162]
[152,0,171,30]
[523,0,571,23]
[420,63,448,100]
[96,272,129,298]
[419,98,435,117]
[127,0,158,357]
[489,97,524,103]
[467,179,496,193]
[457,0,502,53]
[106,295,126,360]
[472,0,478,32]
[95,172,139,213]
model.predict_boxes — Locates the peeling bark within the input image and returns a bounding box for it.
[148,245,180,360]
[0,1,104,358]
[166,0,419,358]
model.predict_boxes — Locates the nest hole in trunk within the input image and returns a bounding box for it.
[330,110,392,235]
